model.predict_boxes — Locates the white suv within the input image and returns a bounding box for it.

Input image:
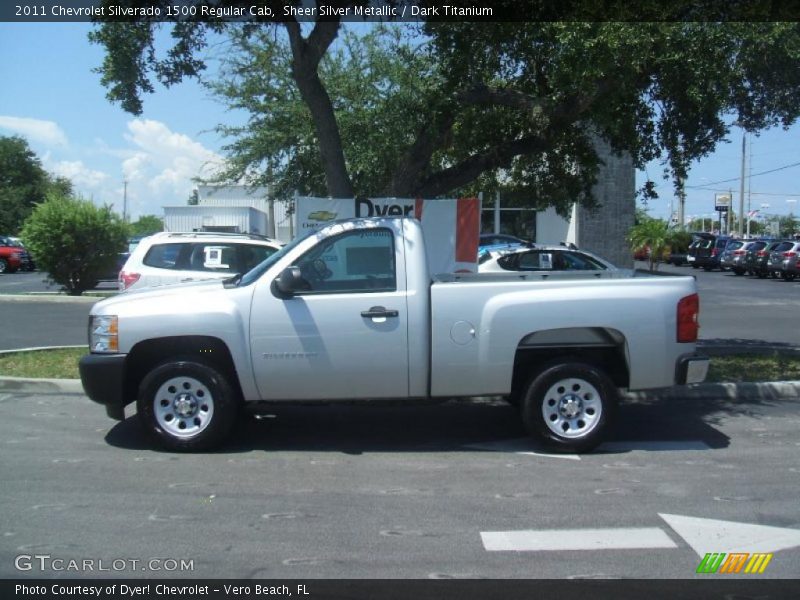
[118,232,283,291]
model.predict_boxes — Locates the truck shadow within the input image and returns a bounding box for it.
[98,390,798,455]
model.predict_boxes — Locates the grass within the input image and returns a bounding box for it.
[1,348,799,384]
[0,347,85,379]
[706,352,800,384]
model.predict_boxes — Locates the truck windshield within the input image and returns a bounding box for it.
[235,228,318,287]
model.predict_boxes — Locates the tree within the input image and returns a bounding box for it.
[0,136,71,233]
[128,214,164,237]
[627,217,674,272]
[90,9,800,213]
[21,193,128,295]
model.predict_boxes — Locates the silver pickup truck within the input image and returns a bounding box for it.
[80,217,708,453]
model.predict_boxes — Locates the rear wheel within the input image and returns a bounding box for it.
[0,259,7,273]
[137,360,240,451]
[520,361,618,453]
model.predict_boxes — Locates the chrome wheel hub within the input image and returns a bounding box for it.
[541,377,602,439]
[154,376,214,439]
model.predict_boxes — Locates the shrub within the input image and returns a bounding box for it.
[21,194,128,295]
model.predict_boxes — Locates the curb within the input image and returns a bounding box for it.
[625,380,800,403]
[0,376,84,394]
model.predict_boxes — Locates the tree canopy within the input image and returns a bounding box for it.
[89,9,800,215]
[0,136,72,233]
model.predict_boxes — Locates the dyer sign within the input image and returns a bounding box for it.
[294,196,480,274]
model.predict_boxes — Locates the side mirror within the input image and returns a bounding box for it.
[272,266,308,298]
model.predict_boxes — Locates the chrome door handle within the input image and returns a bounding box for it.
[361,306,399,319]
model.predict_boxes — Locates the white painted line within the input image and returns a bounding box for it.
[598,441,711,452]
[660,513,800,557]
[465,438,581,460]
[481,527,677,552]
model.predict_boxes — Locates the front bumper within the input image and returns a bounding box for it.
[675,353,710,385]
[79,353,128,420]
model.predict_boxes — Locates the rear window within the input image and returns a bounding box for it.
[726,241,743,250]
[773,242,793,253]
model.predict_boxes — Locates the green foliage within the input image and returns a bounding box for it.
[90,19,800,211]
[0,136,71,234]
[128,214,163,237]
[627,216,673,272]
[21,193,128,295]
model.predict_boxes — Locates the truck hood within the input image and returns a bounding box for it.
[91,280,229,314]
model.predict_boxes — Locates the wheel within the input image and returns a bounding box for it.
[783,272,796,281]
[733,269,745,276]
[137,360,240,451]
[703,266,713,272]
[520,361,618,453]
[0,259,7,273]
[691,264,699,269]
[757,271,766,279]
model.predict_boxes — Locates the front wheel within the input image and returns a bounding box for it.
[520,362,617,453]
[137,360,240,451]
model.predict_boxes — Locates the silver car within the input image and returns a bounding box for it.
[779,240,800,281]
[767,240,796,279]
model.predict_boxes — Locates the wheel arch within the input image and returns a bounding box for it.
[510,327,630,400]
[124,336,243,406]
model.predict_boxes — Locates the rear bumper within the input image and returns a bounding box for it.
[676,353,710,385]
[79,353,128,420]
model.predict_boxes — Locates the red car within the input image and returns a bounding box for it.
[0,237,27,273]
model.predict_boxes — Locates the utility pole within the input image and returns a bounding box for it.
[738,133,746,237]
[123,179,128,223]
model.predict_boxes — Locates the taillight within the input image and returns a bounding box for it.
[677,293,700,343]
[784,251,798,258]
[119,271,140,290]
[711,248,719,257]
[733,250,746,256]
[757,250,767,257]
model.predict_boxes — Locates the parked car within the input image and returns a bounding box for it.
[80,216,707,452]
[687,233,715,268]
[741,240,770,276]
[7,237,36,271]
[0,236,32,273]
[720,239,765,275]
[778,240,800,281]
[479,245,621,275]
[479,233,527,252]
[693,235,733,271]
[750,240,789,278]
[766,240,796,279]
[118,231,283,291]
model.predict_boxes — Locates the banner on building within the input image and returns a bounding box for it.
[294,197,480,274]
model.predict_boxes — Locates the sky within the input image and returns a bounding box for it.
[1,21,799,226]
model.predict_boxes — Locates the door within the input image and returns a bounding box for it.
[249,227,409,400]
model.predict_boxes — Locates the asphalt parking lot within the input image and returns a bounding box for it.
[1,388,799,579]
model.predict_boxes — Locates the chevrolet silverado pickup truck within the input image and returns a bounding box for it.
[80,217,709,453]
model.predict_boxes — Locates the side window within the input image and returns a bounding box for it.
[294,228,396,294]
[240,244,279,272]
[518,251,553,270]
[187,244,238,272]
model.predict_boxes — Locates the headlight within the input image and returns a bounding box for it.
[89,315,119,353]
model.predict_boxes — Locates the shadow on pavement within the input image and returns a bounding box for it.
[102,392,780,455]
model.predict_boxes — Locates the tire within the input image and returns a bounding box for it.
[137,360,240,451]
[783,273,796,281]
[691,264,699,269]
[733,269,745,276]
[0,259,7,274]
[757,271,766,279]
[520,361,618,453]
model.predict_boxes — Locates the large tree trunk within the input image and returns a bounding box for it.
[285,20,353,198]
